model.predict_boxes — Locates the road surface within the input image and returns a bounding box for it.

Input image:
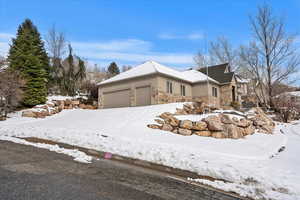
[0,140,242,200]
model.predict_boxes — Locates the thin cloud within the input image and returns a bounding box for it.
[77,51,194,65]
[72,39,152,52]
[0,33,14,41]
[72,38,194,65]
[158,32,203,40]
[0,33,13,56]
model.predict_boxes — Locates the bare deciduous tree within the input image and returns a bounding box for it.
[45,25,67,59]
[194,36,242,72]
[0,69,23,119]
[241,4,300,107]
[45,25,67,85]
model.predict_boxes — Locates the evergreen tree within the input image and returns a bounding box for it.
[8,19,49,106]
[107,62,120,76]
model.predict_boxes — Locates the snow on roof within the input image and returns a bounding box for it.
[98,61,219,85]
[181,70,219,84]
[236,76,250,83]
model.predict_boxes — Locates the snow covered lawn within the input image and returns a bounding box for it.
[0,103,299,200]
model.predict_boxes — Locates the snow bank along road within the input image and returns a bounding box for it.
[0,103,299,200]
[0,140,242,200]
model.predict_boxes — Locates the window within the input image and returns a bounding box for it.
[212,87,218,97]
[180,85,186,96]
[166,81,173,94]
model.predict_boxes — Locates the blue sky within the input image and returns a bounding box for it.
[0,0,299,69]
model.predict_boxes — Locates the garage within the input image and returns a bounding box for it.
[103,89,131,108]
[136,86,151,106]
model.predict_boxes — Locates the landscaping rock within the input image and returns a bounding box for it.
[72,100,80,105]
[154,119,164,125]
[147,124,161,129]
[237,118,251,128]
[178,128,192,136]
[193,130,211,137]
[220,114,233,124]
[232,117,239,123]
[244,125,255,135]
[211,132,226,139]
[192,121,207,131]
[172,128,179,134]
[179,120,193,129]
[203,115,223,131]
[22,110,36,118]
[162,124,173,132]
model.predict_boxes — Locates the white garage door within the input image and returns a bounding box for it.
[103,89,131,108]
[136,86,151,106]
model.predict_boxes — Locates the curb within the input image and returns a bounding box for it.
[18,136,250,200]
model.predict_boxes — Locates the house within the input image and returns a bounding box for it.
[198,63,248,106]
[97,61,242,109]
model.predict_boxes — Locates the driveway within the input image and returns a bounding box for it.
[0,140,242,200]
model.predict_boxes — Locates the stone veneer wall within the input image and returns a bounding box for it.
[220,80,237,107]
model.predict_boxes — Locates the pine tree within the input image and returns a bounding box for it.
[8,19,49,106]
[107,62,120,76]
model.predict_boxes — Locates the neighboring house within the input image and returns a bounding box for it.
[97,61,235,109]
[198,63,248,106]
[276,91,300,106]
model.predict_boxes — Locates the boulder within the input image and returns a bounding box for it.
[166,115,180,126]
[193,130,211,137]
[172,128,179,134]
[147,124,161,129]
[220,114,233,124]
[64,99,72,106]
[162,124,173,132]
[79,104,86,109]
[159,112,173,120]
[179,120,193,129]
[72,100,80,105]
[154,119,164,125]
[232,117,239,123]
[192,121,207,131]
[175,108,187,115]
[211,132,226,139]
[46,102,55,107]
[178,128,192,136]
[244,125,255,135]
[237,118,251,128]
[85,105,94,109]
[22,110,36,118]
[253,119,266,127]
[224,124,243,139]
[203,115,223,131]
[58,104,64,111]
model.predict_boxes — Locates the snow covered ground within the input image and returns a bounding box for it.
[0,103,299,200]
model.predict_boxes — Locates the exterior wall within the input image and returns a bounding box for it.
[192,82,220,108]
[220,78,238,107]
[156,75,193,103]
[98,75,158,108]
[98,74,227,109]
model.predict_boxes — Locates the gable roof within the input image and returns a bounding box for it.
[98,61,219,85]
[198,63,235,84]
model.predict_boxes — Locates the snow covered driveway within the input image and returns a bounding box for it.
[0,103,299,200]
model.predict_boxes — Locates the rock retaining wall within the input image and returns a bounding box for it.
[148,103,275,139]
[22,99,97,118]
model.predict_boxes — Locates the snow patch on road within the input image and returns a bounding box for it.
[0,136,92,163]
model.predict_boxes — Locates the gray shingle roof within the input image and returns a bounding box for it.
[198,63,234,84]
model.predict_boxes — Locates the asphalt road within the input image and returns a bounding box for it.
[0,140,242,200]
